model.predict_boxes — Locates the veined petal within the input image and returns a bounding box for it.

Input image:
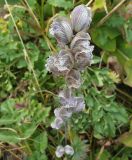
[50,17,73,46]
[70,31,91,50]
[71,5,92,32]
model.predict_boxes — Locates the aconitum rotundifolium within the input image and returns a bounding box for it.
[46,3,94,158]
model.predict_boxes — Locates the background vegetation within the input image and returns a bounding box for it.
[0,0,132,159]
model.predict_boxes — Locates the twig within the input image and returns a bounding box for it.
[97,0,126,27]
[86,0,94,7]
[99,52,105,69]
[96,145,105,160]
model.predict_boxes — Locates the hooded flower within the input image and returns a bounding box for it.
[70,31,94,70]
[55,146,65,158]
[66,69,82,88]
[74,47,94,70]
[59,89,85,112]
[45,49,73,75]
[50,17,73,46]
[70,31,91,50]
[70,5,92,32]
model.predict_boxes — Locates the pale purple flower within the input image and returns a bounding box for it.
[51,117,64,129]
[70,31,91,50]
[70,31,94,70]
[66,69,82,88]
[50,17,73,46]
[74,47,94,70]
[54,107,72,119]
[71,5,92,32]
[59,89,85,112]
[64,145,74,156]
[45,49,73,75]
[55,146,65,158]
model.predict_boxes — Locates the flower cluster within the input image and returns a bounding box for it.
[46,4,94,89]
[51,88,85,130]
[45,4,94,158]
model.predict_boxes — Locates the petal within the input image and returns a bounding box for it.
[51,117,64,129]
[55,146,65,158]
[64,145,74,155]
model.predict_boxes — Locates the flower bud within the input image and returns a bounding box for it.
[70,5,92,32]
[49,17,73,46]
[64,145,74,156]
[55,146,65,158]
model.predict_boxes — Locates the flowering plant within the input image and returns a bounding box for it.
[46,4,94,158]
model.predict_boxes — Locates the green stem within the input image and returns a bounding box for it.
[111,146,126,160]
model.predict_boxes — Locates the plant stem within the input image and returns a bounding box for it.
[86,0,94,7]
[65,122,68,145]
[111,146,126,160]
[97,0,127,27]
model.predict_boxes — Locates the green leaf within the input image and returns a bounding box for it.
[47,0,73,9]
[96,150,111,160]
[91,27,119,52]
[0,0,21,5]
[93,0,106,10]
[20,123,37,139]
[0,130,20,144]
[106,14,125,28]
[124,59,132,87]
[117,38,132,59]
[34,132,48,153]
[119,132,132,147]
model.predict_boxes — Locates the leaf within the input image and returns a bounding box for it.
[91,27,119,52]
[93,0,107,11]
[118,132,132,147]
[96,150,111,160]
[34,132,48,153]
[106,14,125,28]
[117,38,132,59]
[20,123,37,139]
[0,130,20,144]
[124,59,132,87]
[47,0,73,9]
[0,0,21,5]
